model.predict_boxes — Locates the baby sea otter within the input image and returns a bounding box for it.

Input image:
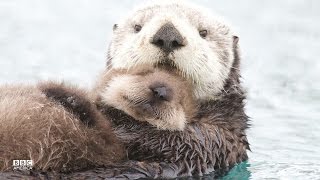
[0,68,197,179]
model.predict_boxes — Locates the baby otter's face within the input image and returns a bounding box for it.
[108,0,239,100]
[99,69,196,131]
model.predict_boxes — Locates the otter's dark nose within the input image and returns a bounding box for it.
[151,23,184,53]
[150,84,173,102]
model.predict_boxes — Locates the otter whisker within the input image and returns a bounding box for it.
[125,95,150,106]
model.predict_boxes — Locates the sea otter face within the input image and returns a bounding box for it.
[99,69,196,131]
[108,0,237,100]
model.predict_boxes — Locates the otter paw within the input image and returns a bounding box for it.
[39,82,96,127]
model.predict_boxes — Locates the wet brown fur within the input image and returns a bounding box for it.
[0,82,124,173]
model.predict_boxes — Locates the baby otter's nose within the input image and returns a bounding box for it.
[151,23,185,53]
[150,84,173,102]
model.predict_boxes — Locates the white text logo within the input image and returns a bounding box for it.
[12,160,33,171]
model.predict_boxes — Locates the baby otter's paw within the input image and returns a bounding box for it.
[38,82,96,127]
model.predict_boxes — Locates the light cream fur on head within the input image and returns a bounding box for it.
[108,0,238,100]
[93,68,197,131]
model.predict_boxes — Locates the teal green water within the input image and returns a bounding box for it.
[0,0,319,179]
[221,162,251,180]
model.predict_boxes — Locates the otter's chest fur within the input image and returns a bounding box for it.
[101,105,249,177]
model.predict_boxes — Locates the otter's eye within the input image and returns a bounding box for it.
[113,24,118,31]
[199,30,208,38]
[134,25,142,33]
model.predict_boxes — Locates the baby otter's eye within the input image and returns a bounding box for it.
[134,25,142,33]
[199,30,208,38]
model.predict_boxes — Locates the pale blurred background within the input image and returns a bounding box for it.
[0,0,319,179]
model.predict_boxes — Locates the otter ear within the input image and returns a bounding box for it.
[113,24,118,31]
[233,36,239,44]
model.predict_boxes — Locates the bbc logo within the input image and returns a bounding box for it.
[13,160,33,171]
